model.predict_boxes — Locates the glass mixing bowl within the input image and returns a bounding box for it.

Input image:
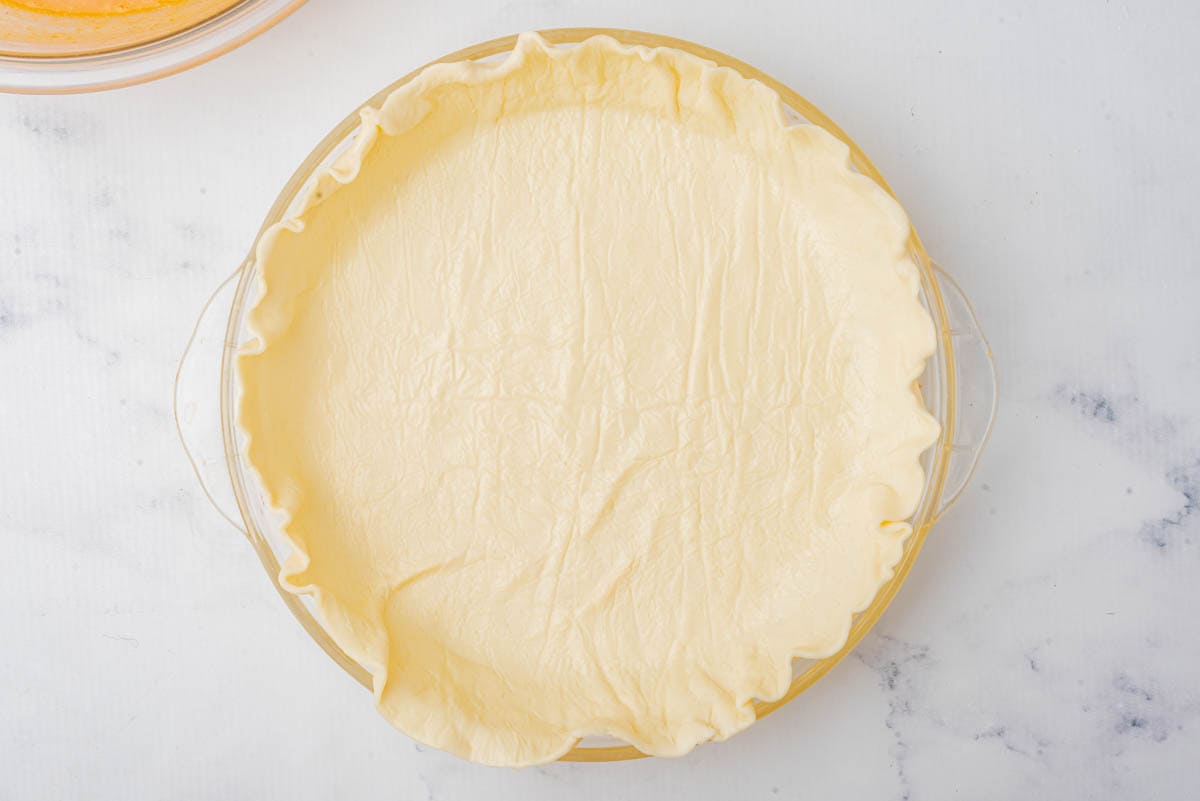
[176,28,998,762]
[0,0,306,93]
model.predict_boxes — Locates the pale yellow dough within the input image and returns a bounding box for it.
[240,33,939,766]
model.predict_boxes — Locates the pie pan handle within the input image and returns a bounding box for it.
[176,264,997,532]
[175,267,248,536]
[931,262,998,522]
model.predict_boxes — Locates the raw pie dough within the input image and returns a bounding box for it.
[240,32,939,766]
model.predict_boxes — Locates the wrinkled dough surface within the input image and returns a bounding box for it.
[240,33,939,766]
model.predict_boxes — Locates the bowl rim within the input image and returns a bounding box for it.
[0,0,308,94]
[218,27,960,763]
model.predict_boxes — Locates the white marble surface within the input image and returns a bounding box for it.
[3,0,1199,798]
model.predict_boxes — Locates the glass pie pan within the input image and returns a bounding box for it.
[0,0,307,94]
[176,28,998,763]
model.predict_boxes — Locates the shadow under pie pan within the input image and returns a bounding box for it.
[176,28,998,763]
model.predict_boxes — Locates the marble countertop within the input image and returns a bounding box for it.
[3,0,1198,798]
